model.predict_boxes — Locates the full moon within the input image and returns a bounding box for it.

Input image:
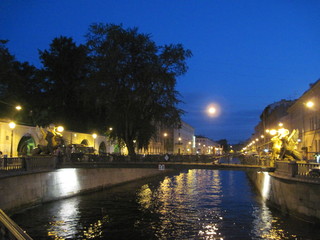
[206,103,220,117]
[208,107,216,114]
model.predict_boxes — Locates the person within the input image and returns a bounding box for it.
[0,151,3,158]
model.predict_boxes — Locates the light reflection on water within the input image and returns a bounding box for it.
[12,169,319,239]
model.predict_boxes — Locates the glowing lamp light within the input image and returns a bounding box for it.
[278,128,289,135]
[15,105,22,111]
[9,121,16,129]
[306,101,314,108]
[269,129,277,136]
[163,133,168,137]
[57,126,64,132]
[92,133,97,139]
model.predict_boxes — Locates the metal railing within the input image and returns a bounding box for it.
[0,156,56,177]
[0,209,32,240]
[238,155,271,166]
[274,161,320,179]
[66,153,220,163]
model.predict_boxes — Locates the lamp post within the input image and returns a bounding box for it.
[92,133,97,151]
[178,137,182,154]
[163,132,168,153]
[302,100,314,160]
[9,121,16,157]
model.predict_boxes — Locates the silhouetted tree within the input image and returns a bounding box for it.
[86,23,192,156]
[39,36,90,130]
[217,139,228,153]
[0,40,42,124]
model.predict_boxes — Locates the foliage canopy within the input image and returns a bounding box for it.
[0,24,192,156]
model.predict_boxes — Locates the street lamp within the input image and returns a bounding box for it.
[306,101,314,108]
[9,121,16,157]
[56,126,64,133]
[163,133,168,153]
[92,133,97,150]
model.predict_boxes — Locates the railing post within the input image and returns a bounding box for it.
[3,155,7,169]
[23,157,28,171]
[288,161,298,177]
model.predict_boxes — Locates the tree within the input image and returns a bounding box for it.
[86,23,192,156]
[39,36,90,130]
[217,139,228,153]
[0,40,42,124]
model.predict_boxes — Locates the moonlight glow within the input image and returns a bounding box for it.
[206,103,221,118]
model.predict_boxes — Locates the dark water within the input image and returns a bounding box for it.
[12,169,319,240]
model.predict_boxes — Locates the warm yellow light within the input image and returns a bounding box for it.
[109,127,113,131]
[163,133,168,137]
[278,122,283,127]
[269,129,277,136]
[92,133,97,139]
[265,129,270,133]
[261,135,264,138]
[278,128,289,136]
[256,138,259,141]
[306,101,314,108]
[57,126,64,132]
[9,121,16,129]
[178,137,182,141]
[188,141,191,145]
[15,105,22,111]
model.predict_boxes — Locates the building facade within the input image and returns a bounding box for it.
[247,79,320,161]
[173,121,195,154]
[287,80,320,160]
[0,120,112,157]
[195,135,222,155]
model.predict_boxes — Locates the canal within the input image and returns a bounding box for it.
[12,168,319,239]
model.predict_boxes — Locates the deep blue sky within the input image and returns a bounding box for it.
[1,0,320,143]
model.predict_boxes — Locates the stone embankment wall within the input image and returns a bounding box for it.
[247,171,320,223]
[0,168,170,213]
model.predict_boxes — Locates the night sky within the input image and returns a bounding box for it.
[1,0,320,143]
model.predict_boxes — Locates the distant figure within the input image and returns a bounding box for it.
[0,151,3,158]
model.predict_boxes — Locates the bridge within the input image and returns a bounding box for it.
[0,154,318,179]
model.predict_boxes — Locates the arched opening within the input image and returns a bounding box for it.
[81,139,89,146]
[99,142,107,155]
[17,135,36,156]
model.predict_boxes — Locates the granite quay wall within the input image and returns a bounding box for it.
[247,163,320,224]
[0,167,171,214]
